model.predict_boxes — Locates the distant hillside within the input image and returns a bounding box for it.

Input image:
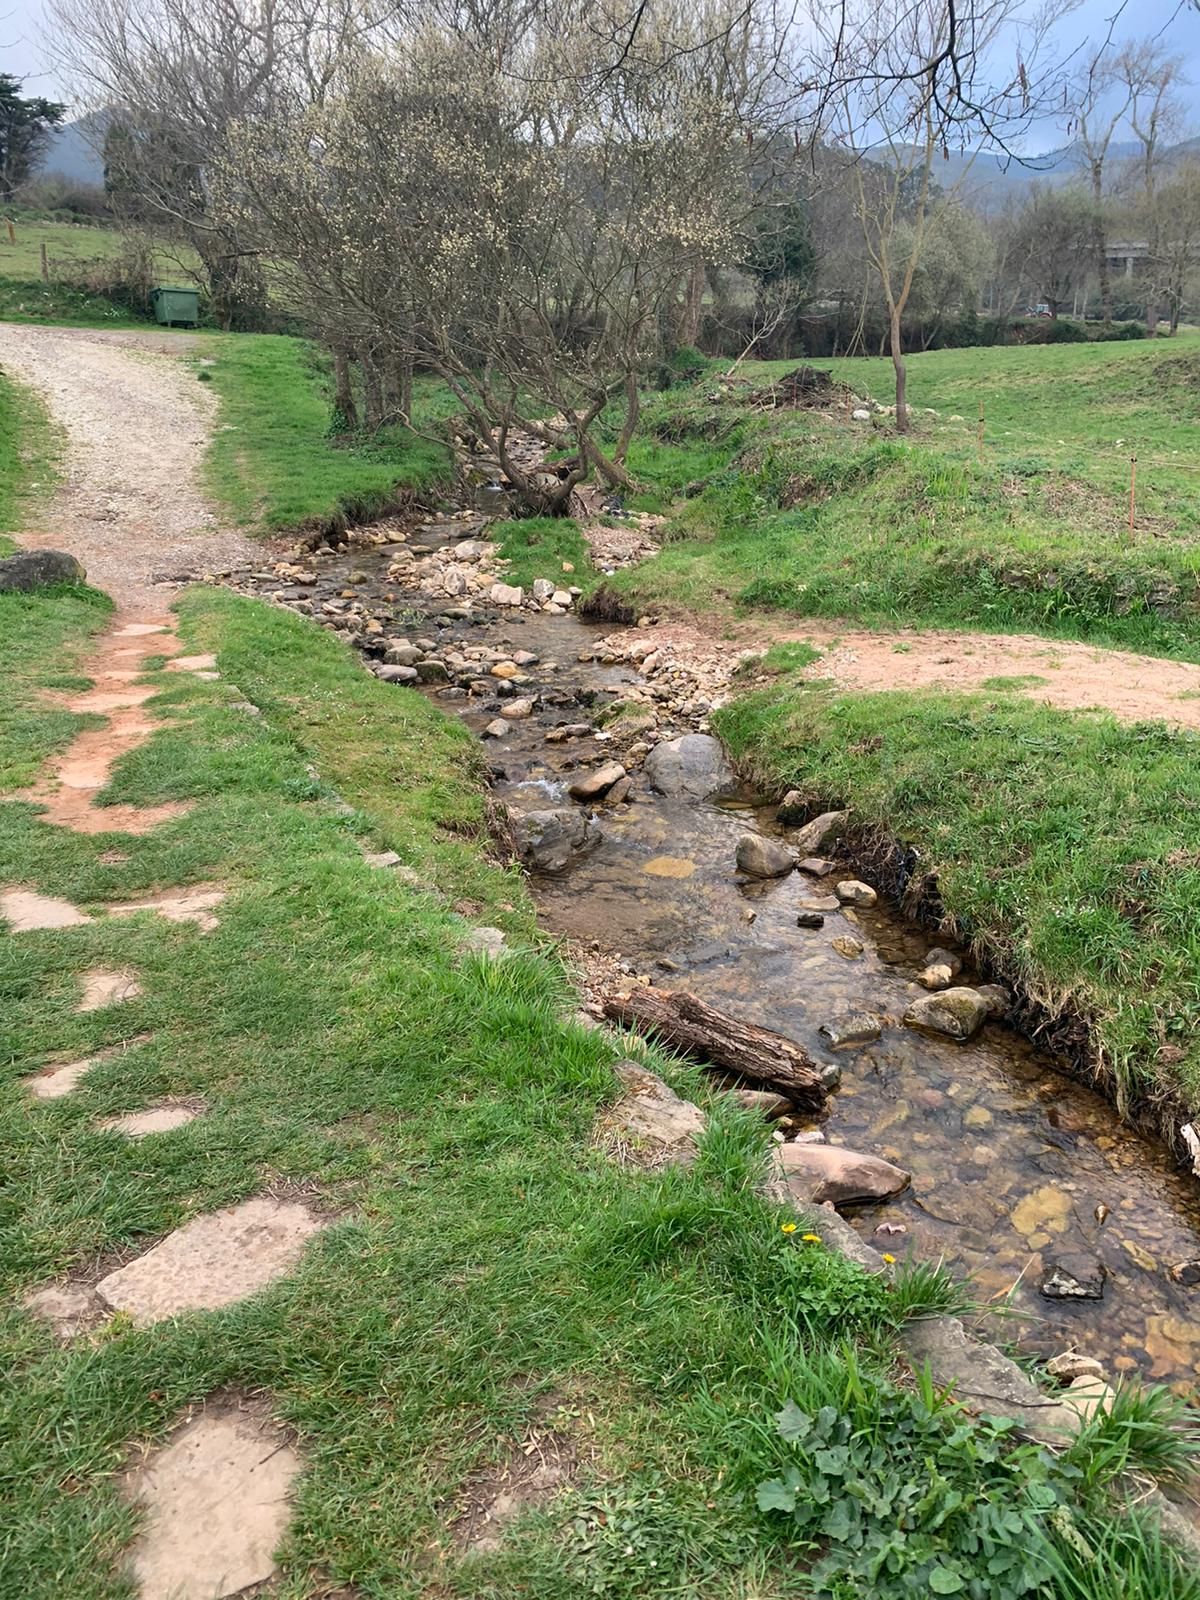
[35,112,108,188]
[908,137,1199,213]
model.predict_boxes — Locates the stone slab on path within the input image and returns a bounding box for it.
[94,1197,326,1327]
[77,968,142,1011]
[1,889,91,931]
[98,1102,203,1138]
[125,1400,300,1600]
[24,1054,103,1100]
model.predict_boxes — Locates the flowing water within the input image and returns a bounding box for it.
[249,530,1200,1393]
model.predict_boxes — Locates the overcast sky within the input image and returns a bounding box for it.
[3,0,1198,152]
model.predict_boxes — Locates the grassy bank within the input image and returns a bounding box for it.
[3,587,1192,1596]
[200,335,454,534]
[715,670,1200,1121]
[610,338,1200,661]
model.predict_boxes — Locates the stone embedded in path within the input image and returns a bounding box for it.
[1,888,91,932]
[770,1142,910,1208]
[165,653,218,673]
[94,1197,326,1327]
[78,968,142,1012]
[603,1061,706,1168]
[124,1402,301,1600]
[23,1282,99,1339]
[109,885,225,934]
[98,1103,203,1139]
[24,1054,101,1100]
[114,623,170,637]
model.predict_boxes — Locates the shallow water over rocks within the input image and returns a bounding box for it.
[232,531,1200,1393]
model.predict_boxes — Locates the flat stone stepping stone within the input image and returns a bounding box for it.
[109,885,225,933]
[78,969,142,1011]
[165,653,218,672]
[24,1054,102,1100]
[125,1401,300,1600]
[94,1197,326,1326]
[98,1102,203,1138]
[2,889,91,932]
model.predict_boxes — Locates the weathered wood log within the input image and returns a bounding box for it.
[601,986,828,1111]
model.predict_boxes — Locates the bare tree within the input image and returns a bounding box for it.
[44,0,387,327]
[1116,41,1186,333]
[820,0,1068,429]
[223,6,767,509]
[1007,183,1096,318]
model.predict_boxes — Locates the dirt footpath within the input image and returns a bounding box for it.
[616,613,1200,733]
[0,322,258,610]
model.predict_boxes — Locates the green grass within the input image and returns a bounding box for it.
[4,587,1189,1596]
[0,219,125,279]
[492,516,598,591]
[610,338,1200,661]
[714,671,1200,1116]
[199,335,454,533]
[0,369,60,552]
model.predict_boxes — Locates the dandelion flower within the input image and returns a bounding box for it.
[801,1233,822,1244]
[780,1222,798,1235]
[882,1253,896,1264]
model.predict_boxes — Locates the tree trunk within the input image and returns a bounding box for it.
[1092,165,1113,328]
[890,307,908,433]
[612,370,640,466]
[601,987,829,1111]
[332,347,358,431]
[360,346,383,431]
[680,262,705,347]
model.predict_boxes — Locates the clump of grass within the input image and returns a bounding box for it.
[492,516,597,591]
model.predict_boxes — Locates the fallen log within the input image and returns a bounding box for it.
[601,986,828,1111]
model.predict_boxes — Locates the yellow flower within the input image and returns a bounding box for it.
[780,1222,798,1235]
[801,1233,822,1244]
[882,1253,896,1265]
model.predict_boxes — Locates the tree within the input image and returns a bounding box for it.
[1117,42,1186,333]
[1153,159,1200,334]
[223,6,768,511]
[1008,184,1096,318]
[45,0,378,328]
[0,74,65,198]
[821,0,1067,429]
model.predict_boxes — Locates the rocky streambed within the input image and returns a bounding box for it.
[219,514,1200,1393]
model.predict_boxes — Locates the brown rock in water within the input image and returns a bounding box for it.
[568,762,627,802]
[818,1014,882,1048]
[735,834,794,878]
[831,935,864,959]
[835,879,877,908]
[771,1142,910,1208]
[790,809,848,854]
[731,1088,794,1120]
[797,857,836,877]
[904,987,989,1041]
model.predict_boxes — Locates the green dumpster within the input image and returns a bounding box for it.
[151,286,199,327]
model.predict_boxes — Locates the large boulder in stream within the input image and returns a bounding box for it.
[644,734,736,800]
[904,987,989,1042]
[769,1142,911,1209]
[735,833,795,879]
[512,808,601,873]
[0,549,86,592]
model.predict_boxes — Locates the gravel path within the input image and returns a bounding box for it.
[0,322,259,609]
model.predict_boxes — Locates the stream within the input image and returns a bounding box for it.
[230,519,1200,1395]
